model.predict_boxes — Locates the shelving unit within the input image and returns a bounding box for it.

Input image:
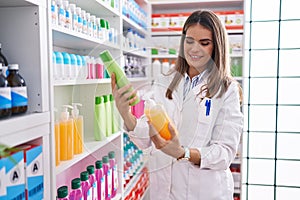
[0,0,51,199]
[149,1,244,199]
[48,0,151,199]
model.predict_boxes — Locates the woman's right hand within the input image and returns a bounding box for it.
[111,73,138,116]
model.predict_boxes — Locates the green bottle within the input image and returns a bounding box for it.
[99,50,140,106]
[110,94,120,133]
[103,95,112,137]
[94,96,106,141]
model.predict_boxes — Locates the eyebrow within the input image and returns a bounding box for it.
[185,36,212,42]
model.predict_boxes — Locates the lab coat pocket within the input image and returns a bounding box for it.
[198,97,213,124]
[188,166,222,200]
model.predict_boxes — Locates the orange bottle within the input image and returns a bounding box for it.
[144,98,172,140]
[59,105,74,161]
[55,120,60,166]
[71,103,84,155]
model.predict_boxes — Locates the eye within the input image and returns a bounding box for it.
[201,42,210,46]
[185,37,195,44]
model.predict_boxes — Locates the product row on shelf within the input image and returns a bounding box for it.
[151,10,244,32]
[0,44,28,119]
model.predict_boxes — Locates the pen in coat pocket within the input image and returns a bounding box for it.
[205,99,211,116]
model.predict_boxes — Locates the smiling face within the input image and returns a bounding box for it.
[184,24,214,78]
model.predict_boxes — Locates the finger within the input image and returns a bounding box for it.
[168,122,177,139]
[118,84,133,95]
[111,73,117,91]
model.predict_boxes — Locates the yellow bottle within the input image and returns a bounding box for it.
[144,98,172,140]
[72,103,84,155]
[59,105,74,161]
[55,120,60,166]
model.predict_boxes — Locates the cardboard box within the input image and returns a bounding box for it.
[0,157,7,200]
[16,145,43,200]
[4,151,25,200]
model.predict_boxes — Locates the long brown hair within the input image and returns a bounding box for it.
[166,10,242,102]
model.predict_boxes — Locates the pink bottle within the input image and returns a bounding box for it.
[95,58,104,79]
[95,160,105,200]
[80,171,92,200]
[108,151,118,198]
[69,178,83,200]
[102,156,112,200]
[57,186,69,200]
[87,165,98,200]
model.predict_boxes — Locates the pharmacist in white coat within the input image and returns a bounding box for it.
[111,10,243,200]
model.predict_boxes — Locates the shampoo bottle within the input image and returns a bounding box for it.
[87,165,98,200]
[99,50,139,106]
[108,151,118,198]
[94,96,106,141]
[69,178,83,200]
[80,171,92,200]
[95,160,105,200]
[72,103,84,154]
[110,94,120,134]
[59,105,74,161]
[144,98,172,140]
[103,95,112,137]
[102,156,112,200]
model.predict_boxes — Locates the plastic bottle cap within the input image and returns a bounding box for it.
[105,20,110,29]
[109,94,114,101]
[102,155,109,163]
[95,160,103,169]
[103,95,109,103]
[70,54,77,65]
[87,165,95,174]
[71,178,81,189]
[95,96,102,104]
[57,186,68,198]
[80,171,89,181]
[100,18,106,28]
[108,151,115,159]
[8,64,19,70]
[99,50,113,63]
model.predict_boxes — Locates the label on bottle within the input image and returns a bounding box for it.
[107,169,112,197]
[58,8,66,26]
[11,86,27,107]
[87,188,92,200]
[101,176,105,200]
[0,87,11,109]
[113,165,118,191]
[92,182,97,200]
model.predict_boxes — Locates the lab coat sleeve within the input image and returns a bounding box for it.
[127,115,152,150]
[199,82,243,170]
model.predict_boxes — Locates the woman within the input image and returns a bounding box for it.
[111,10,243,200]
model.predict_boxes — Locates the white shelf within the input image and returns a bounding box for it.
[54,78,111,86]
[52,25,120,50]
[151,31,182,36]
[123,48,150,58]
[0,112,50,147]
[122,16,148,35]
[0,0,43,7]
[56,131,122,175]
[151,54,177,59]
[230,54,243,58]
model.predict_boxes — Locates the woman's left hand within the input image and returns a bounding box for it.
[149,122,185,159]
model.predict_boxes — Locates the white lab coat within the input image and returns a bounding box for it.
[127,72,243,200]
